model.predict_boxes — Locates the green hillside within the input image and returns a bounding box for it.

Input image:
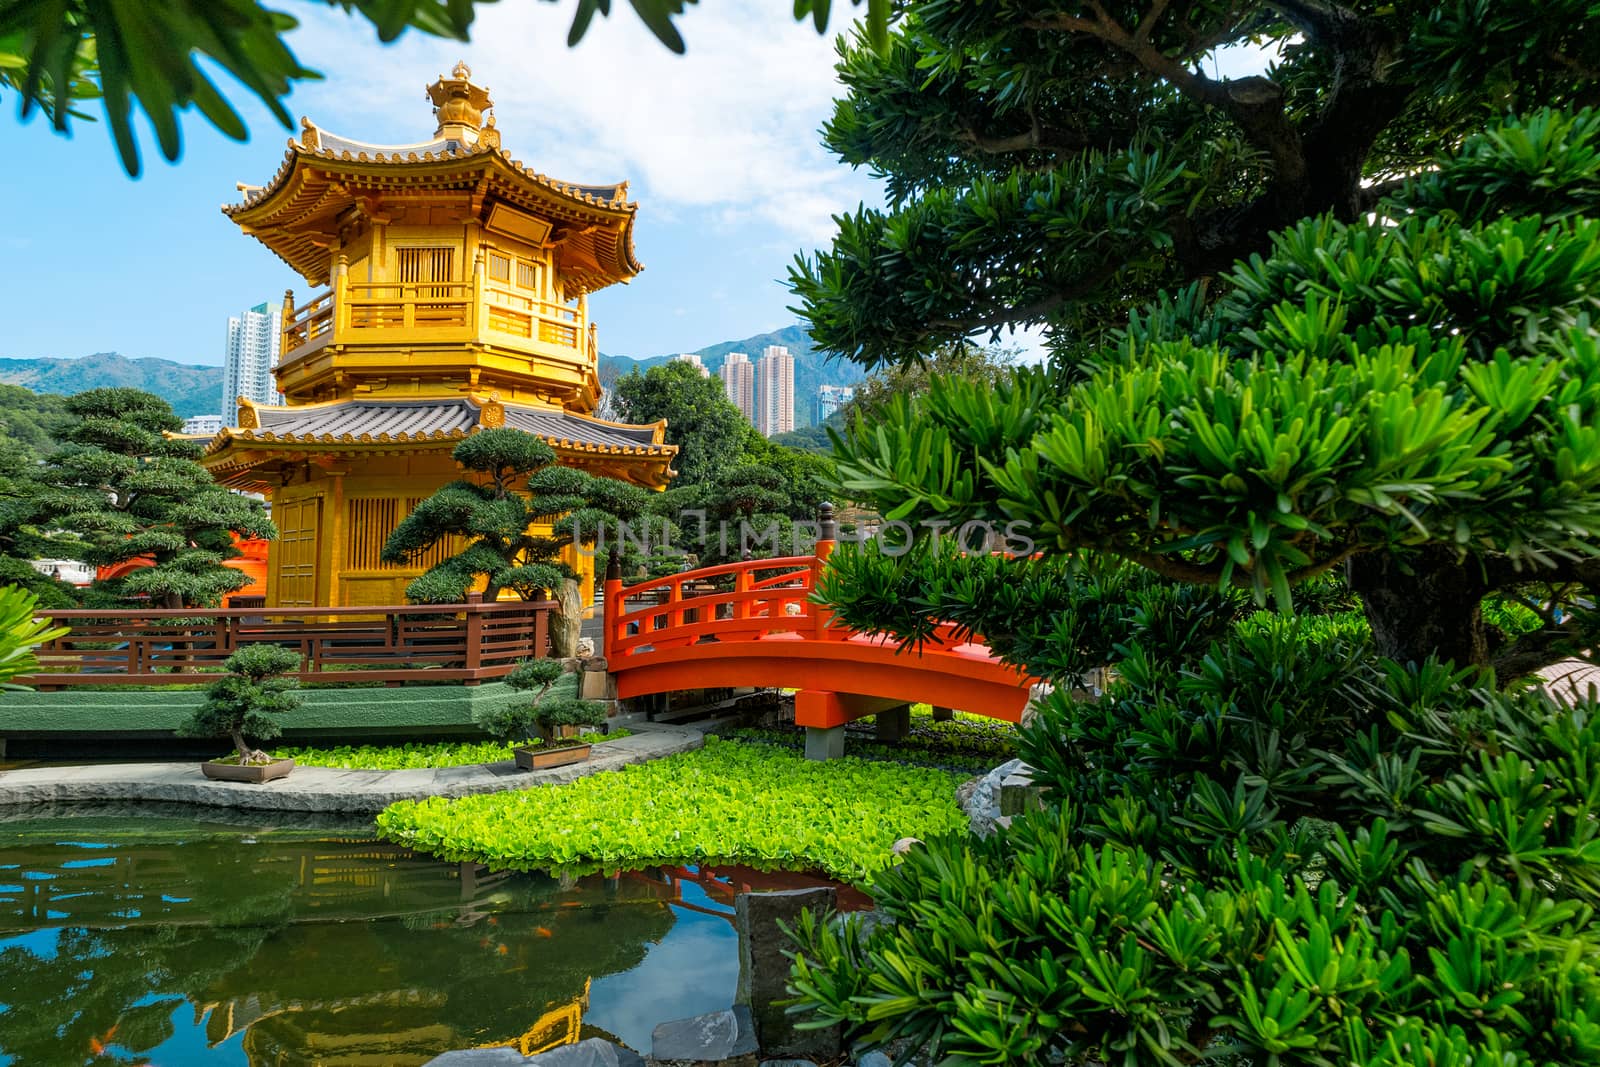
[0,353,222,418]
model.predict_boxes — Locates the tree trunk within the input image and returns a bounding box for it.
[1347,548,1489,667]
[551,578,583,658]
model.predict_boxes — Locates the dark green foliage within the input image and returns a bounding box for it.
[791,0,1600,368]
[176,645,302,763]
[476,658,602,741]
[612,360,752,486]
[789,8,1600,1060]
[830,111,1600,674]
[382,428,647,605]
[29,389,274,608]
[792,611,1600,1062]
[0,384,69,459]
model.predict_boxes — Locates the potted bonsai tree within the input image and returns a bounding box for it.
[178,644,303,783]
[477,658,607,771]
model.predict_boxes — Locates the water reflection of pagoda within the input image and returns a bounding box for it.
[0,832,864,1066]
[202,63,676,608]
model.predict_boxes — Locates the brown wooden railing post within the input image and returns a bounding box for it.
[464,592,484,676]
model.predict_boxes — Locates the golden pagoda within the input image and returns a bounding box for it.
[203,64,676,608]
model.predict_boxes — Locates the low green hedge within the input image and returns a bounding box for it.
[376,736,966,882]
[277,731,628,770]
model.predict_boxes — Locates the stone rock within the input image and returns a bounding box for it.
[890,836,921,856]
[737,889,841,1059]
[759,1061,818,1067]
[856,1054,894,1067]
[424,1049,532,1066]
[576,636,596,658]
[999,766,1047,817]
[526,1038,644,1067]
[959,758,1024,838]
[579,668,617,701]
[651,1005,759,1066]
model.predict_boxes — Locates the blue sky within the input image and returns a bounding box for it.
[0,6,1270,370]
[0,3,887,367]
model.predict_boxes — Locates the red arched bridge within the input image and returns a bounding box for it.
[602,510,1037,758]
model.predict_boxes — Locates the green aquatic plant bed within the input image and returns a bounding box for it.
[278,731,629,770]
[377,737,966,883]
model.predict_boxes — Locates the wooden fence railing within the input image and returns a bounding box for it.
[21,596,553,688]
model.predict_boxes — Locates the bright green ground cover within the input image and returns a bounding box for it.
[278,730,630,770]
[729,705,1016,775]
[376,736,966,882]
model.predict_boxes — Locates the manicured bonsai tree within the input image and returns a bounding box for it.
[475,658,605,744]
[178,645,303,764]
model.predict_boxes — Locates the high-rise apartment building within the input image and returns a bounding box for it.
[756,345,795,437]
[182,414,224,437]
[817,384,855,423]
[670,352,709,377]
[720,351,755,422]
[223,302,283,418]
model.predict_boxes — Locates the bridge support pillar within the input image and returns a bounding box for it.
[804,725,845,761]
[874,704,911,742]
[931,705,954,722]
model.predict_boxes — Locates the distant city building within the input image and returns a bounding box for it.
[720,351,755,422]
[817,384,855,423]
[670,353,709,377]
[182,414,224,436]
[30,558,95,586]
[223,301,283,418]
[756,345,795,437]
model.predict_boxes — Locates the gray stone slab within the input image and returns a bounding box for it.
[736,889,840,1059]
[423,1048,531,1066]
[760,1061,818,1067]
[856,1053,893,1067]
[526,1037,644,1066]
[652,1005,759,1065]
[0,726,704,813]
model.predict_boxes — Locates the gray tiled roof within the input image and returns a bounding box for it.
[232,399,665,451]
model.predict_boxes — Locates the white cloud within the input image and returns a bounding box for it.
[281,1,878,246]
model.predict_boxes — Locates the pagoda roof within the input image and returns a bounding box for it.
[201,397,675,490]
[224,119,640,296]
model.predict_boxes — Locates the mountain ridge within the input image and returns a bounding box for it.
[1,325,862,426]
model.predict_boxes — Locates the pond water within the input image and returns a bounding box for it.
[0,807,860,1066]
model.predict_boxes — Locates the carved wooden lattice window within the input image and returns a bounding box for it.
[487,251,511,283]
[346,498,398,570]
[345,497,459,571]
[397,246,455,297]
[516,258,540,292]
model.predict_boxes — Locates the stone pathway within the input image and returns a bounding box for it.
[0,723,703,813]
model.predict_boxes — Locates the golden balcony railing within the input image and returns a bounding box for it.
[279,279,592,365]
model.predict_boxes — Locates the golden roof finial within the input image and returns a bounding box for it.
[427,62,492,139]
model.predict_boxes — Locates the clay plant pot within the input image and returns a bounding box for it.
[201,757,296,784]
[514,743,592,771]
